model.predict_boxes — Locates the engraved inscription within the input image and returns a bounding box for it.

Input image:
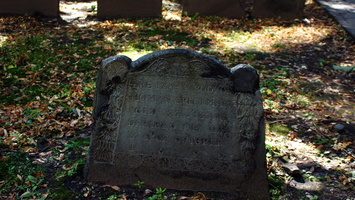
[92,58,262,176]
[92,58,262,175]
[92,82,127,164]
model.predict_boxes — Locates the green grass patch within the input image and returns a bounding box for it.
[0,151,46,198]
[139,28,199,46]
[269,123,292,136]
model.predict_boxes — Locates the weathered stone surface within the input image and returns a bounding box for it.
[85,49,268,199]
[252,0,306,19]
[182,0,245,18]
[282,163,300,175]
[0,0,59,17]
[97,0,162,19]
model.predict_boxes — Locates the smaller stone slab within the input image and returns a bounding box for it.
[252,0,305,19]
[316,0,355,39]
[182,0,245,18]
[98,0,162,19]
[0,0,59,17]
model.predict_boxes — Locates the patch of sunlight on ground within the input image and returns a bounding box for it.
[217,26,333,53]
[119,49,153,61]
[163,12,182,21]
[266,131,353,173]
[288,94,312,107]
[162,0,182,21]
[104,35,115,43]
[60,1,97,22]
[0,36,8,47]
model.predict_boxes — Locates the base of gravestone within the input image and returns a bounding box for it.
[86,123,268,199]
[252,0,306,19]
[97,0,162,19]
[0,0,59,17]
[182,0,245,18]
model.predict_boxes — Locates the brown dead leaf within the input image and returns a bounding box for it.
[20,191,31,198]
[316,145,324,150]
[288,131,298,140]
[56,153,65,161]
[70,119,78,126]
[327,176,332,183]
[102,185,121,191]
[36,116,45,123]
[338,176,349,185]
[342,179,349,185]
[35,172,43,177]
[190,192,207,200]
[179,197,190,200]
[83,186,92,197]
[17,174,23,182]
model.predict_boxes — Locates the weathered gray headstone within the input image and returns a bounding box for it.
[85,49,268,199]
[252,0,306,19]
[0,0,59,17]
[182,0,245,18]
[97,0,162,19]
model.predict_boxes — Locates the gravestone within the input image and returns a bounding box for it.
[252,0,306,19]
[85,49,268,199]
[98,0,162,19]
[182,0,245,18]
[0,0,59,17]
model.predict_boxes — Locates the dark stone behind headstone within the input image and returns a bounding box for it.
[182,0,245,18]
[98,0,162,19]
[85,49,269,199]
[0,0,59,17]
[252,0,306,19]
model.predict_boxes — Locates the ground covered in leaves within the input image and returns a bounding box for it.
[0,0,354,199]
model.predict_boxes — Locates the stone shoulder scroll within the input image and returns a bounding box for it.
[86,49,269,200]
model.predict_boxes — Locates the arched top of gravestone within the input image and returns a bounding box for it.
[100,49,259,91]
[132,49,230,77]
